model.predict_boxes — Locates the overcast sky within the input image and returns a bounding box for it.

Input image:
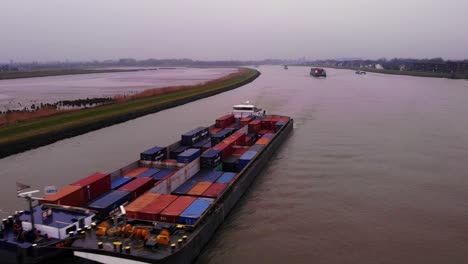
[2,0,468,62]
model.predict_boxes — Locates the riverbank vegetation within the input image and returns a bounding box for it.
[0,68,259,157]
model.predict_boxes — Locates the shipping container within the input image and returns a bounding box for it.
[125,193,160,219]
[211,128,236,146]
[223,154,240,173]
[192,138,210,149]
[213,163,223,172]
[41,185,87,207]
[255,138,271,145]
[171,180,198,195]
[181,127,209,146]
[232,147,249,156]
[118,177,154,200]
[170,146,189,159]
[111,176,134,190]
[212,142,233,160]
[209,127,223,135]
[125,167,149,178]
[88,190,132,217]
[222,131,245,146]
[138,194,178,222]
[247,133,258,142]
[192,170,223,182]
[261,133,275,139]
[202,183,228,198]
[238,151,258,171]
[153,168,175,181]
[216,172,236,184]
[215,114,235,128]
[137,168,161,178]
[187,182,212,196]
[158,196,196,223]
[261,118,271,130]
[71,172,111,202]
[200,149,222,169]
[240,117,253,127]
[248,120,261,134]
[177,148,201,163]
[140,146,167,161]
[249,144,264,153]
[179,198,214,225]
[202,142,212,152]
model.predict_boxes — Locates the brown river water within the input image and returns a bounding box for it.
[1,66,468,263]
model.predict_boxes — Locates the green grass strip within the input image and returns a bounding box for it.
[0,69,258,149]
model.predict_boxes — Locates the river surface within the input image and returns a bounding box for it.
[1,66,468,263]
[0,67,237,111]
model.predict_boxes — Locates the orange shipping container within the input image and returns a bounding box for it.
[187,182,212,196]
[125,167,149,177]
[125,193,160,219]
[138,194,179,222]
[256,138,271,145]
[41,185,87,207]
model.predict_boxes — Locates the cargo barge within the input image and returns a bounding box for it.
[310,67,327,78]
[0,104,293,264]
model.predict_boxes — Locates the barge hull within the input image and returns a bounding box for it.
[72,118,293,264]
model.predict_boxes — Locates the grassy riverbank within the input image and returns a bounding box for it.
[0,68,143,80]
[0,68,260,158]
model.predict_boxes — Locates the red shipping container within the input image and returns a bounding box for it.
[118,177,154,200]
[233,147,249,156]
[41,185,87,207]
[125,167,149,178]
[215,114,234,128]
[261,118,272,130]
[71,172,111,202]
[125,193,160,219]
[213,142,233,159]
[139,194,178,222]
[240,117,253,127]
[248,120,261,133]
[159,196,196,223]
[209,127,223,134]
[202,183,228,198]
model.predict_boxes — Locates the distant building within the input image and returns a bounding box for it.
[375,64,384,70]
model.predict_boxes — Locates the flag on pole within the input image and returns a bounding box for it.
[16,182,31,193]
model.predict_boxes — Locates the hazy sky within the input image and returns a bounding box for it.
[2,0,468,62]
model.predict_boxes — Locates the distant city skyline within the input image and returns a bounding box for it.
[3,0,468,62]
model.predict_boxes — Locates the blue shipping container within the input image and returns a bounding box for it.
[177,148,201,163]
[140,146,167,161]
[195,171,223,182]
[153,168,174,181]
[111,176,133,190]
[88,190,132,215]
[238,151,258,171]
[216,172,236,184]
[193,138,210,148]
[172,180,198,195]
[262,133,275,139]
[179,198,214,225]
[248,144,264,153]
[137,168,161,178]
[181,127,209,146]
[170,146,189,159]
[200,149,222,169]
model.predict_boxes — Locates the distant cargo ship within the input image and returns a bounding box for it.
[310,68,327,78]
[0,103,293,264]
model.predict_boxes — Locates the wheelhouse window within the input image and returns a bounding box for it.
[233,107,254,111]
